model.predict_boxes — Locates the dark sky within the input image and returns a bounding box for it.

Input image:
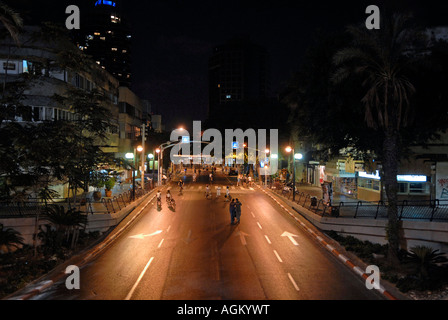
[8,0,448,131]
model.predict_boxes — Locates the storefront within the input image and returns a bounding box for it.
[357,170,431,202]
[357,170,381,202]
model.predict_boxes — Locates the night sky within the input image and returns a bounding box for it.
[7,0,448,132]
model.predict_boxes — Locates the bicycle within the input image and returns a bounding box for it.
[167,197,176,209]
[157,197,162,208]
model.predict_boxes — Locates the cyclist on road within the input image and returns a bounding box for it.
[178,180,184,191]
[166,190,172,203]
[156,190,162,206]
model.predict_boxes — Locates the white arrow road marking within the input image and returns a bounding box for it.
[236,231,249,245]
[281,231,300,246]
[129,230,163,239]
[183,229,193,244]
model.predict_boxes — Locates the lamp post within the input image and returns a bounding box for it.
[156,148,161,186]
[285,146,295,201]
[286,146,303,201]
[137,145,144,190]
[264,165,269,187]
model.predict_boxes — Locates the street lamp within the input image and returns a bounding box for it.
[156,148,161,186]
[136,145,145,189]
[264,149,270,187]
[285,146,302,201]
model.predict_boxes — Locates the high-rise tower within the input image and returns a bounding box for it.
[75,0,132,87]
[207,37,271,130]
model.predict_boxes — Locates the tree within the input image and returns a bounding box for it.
[0,223,24,253]
[331,13,428,265]
[284,15,448,266]
[0,1,22,46]
[44,204,87,249]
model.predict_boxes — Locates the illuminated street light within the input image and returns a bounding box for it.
[125,153,134,159]
[285,146,300,201]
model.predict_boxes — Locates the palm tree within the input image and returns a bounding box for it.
[0,223,24,253]
[331,13,427,265]
[0,1,23,46]
[44,205,87,248]
[0,1,23,93]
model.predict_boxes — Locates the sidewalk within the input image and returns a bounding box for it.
[294,185,358,204]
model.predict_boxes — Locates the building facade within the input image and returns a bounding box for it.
[207,37,272,130]
[74,0,132,87]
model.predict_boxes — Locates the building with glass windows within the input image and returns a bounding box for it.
[74,0,132,87]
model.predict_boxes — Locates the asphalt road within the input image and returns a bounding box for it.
[33,168,384,300]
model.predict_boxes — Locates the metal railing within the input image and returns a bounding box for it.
[0,183,155,218]
[268,184,448,222]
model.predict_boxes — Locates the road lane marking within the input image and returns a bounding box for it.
[167,225,171,233]
[251,211,255,218]
[158,239,164,248]
[256,184,398,300]
[273,250,283,263]
[125,257,154,300]
[287,273,300,291]
[129,230,163,239]
[236,231,249,245]
[281,231,299,246]
[257,222,263,229]
[264,235,271,244]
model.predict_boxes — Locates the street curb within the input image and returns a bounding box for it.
[256,185,399,301]
[5,188,160,300]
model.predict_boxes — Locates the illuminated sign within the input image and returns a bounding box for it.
[232,142,239,149]
[95,0,116,7]
[181,136,190,143]
[358,171,427,182]
[358,170,381,180]
[397,175,427,182]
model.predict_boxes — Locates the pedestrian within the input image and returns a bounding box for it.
[234,198,242,223]
[229,199,236,224]
[225,186,231,201]
[216,185,221,197]
[205,184,211,199]
[237,174,241,186]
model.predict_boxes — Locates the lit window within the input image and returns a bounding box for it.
[226,95,231,99]
[217,84,221,88]
[22,60,29,73]
[96,61,101,65]
[100,36,106,41]
[111,47,118,51]
[122,49,127,53]
[94,32,100,36]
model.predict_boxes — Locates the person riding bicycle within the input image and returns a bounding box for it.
[178,180,184,190]
[166,190,172,203]
[205,185,211,198]
[156,190,162,205]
